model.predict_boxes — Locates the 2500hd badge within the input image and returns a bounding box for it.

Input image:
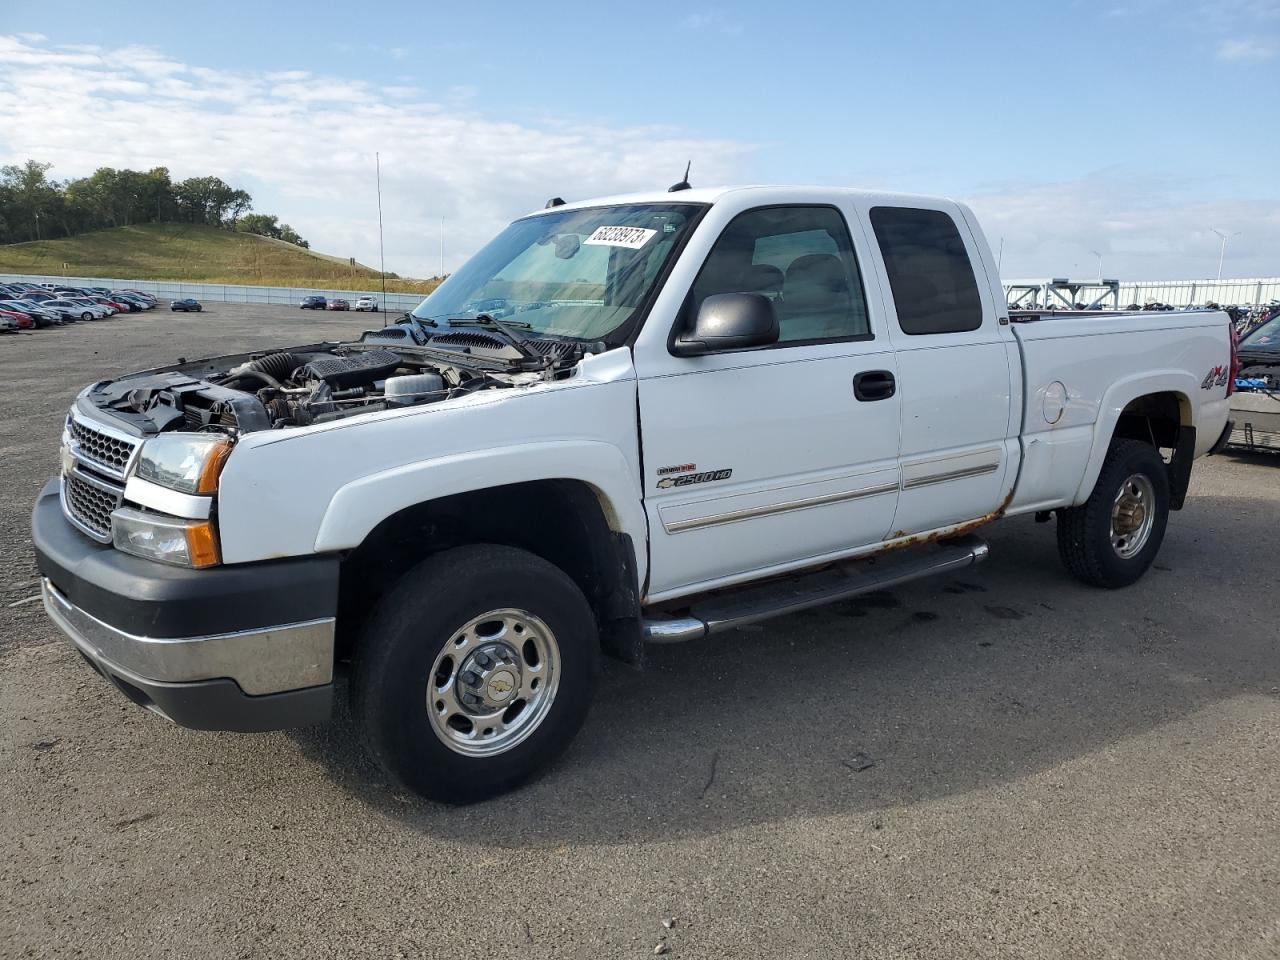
[656,468,733,489]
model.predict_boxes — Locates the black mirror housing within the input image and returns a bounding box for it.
[672,292,779,356]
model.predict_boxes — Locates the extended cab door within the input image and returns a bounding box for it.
[633,199,901,602]
[855,200,1018,536]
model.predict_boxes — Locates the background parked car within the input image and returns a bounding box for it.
[327,298,350,311]
[354,296,379,312]
[300,295,327,309]
[110,290,157,308]
[37,302,81,323]
[170,298,203,312]
[46,298,103,321]
[90,296,132,312]
[0,307,35,329]
[68,297,116,316]
[110,294,147,311]
[0,313,16,333]
[0,300,60,327]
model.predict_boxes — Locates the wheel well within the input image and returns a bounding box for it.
[336,480,644,665]
[1112,391,1195,509]
[1113,391,1189,448]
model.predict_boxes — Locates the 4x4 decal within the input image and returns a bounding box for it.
[1201,365,1230,390]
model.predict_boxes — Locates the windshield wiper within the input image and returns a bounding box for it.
[448,315,533,329]
[398,312,437,345]
[446,314,549,370]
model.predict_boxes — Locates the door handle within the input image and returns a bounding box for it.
[853,370,896,402]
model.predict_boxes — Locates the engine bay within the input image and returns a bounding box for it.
[83,320,595,436]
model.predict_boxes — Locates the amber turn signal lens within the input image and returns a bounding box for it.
[184,521,221,568]
[196,441,232,494]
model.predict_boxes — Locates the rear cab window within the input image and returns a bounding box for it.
[869,206,983,335]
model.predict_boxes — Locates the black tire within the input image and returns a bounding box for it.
[1056,439,1170,588]
[81,312,93,321]
[352,544,598,803]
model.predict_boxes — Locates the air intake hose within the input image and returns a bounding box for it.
[248,352,308,381]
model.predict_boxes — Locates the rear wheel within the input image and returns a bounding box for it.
[1057,439,1170,588]
[353,544,597,803]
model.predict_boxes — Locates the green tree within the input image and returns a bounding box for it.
[0,160,59,241]
[278,223,308,248]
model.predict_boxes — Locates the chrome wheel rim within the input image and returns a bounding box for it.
[426,608,559,757]
[1110,473,1156,559]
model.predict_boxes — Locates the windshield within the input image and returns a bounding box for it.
[1242,315,1280,347]
[412,202,705,342]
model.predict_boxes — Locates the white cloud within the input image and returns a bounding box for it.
[0,34,751,277]
[966,174,1280,281]
[1216,36,1278,58]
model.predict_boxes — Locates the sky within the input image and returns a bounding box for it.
[0,0,1277,281]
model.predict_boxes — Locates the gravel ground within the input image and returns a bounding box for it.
[2,304,1278,960]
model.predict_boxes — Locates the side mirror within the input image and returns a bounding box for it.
[671,292,779,356]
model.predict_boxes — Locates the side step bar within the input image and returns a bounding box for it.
[642,535,989,643]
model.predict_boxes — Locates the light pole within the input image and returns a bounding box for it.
[1211,228,1240,283]
[1091,249,1103,278]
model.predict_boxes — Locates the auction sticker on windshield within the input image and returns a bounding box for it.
[583,226,657,249]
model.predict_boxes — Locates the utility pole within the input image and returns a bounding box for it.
[1211,228,1240,282]
[996,236,1004,274]
[439,217,444,280]
[376,152,387,324]
[33,210,41,242]
[1091,249,1103,278]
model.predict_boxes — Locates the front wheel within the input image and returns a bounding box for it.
[1057,439,1170,588]
[81,312,93,321]
[353,544,597,803]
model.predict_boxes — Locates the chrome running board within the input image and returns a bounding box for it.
[642,535,989,643]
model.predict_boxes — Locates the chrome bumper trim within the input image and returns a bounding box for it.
[41,579,334,695]
[123,476,213,520]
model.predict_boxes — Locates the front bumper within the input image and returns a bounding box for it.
[32,478,339,731]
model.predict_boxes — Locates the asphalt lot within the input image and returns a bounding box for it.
[2,303,1278,960]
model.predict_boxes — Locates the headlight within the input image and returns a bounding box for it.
[134,434,232,494]
[111,507,221,568]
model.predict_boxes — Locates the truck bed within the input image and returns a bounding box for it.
[1006,309,1233,515]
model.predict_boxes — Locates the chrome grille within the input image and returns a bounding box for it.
[69,418,138,477]
[61,411,140,543]
[62,467,124,542]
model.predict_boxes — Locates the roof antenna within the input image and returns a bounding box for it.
[668,161,692,193]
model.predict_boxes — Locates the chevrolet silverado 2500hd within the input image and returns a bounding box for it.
[33,186,1237,802]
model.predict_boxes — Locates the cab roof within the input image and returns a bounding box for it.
[526,185,956,216]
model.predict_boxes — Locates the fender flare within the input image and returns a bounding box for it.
[312,439,649,585]
[1072,370,1197,505]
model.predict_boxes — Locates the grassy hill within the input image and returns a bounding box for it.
[0,224,440,294]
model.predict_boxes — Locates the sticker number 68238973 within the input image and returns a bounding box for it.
[583,226,657,249]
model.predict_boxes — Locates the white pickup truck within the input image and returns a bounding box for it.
[34,186,1237,802]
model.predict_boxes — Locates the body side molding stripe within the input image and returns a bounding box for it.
[901,461,1000,490]
[664,481,899,533]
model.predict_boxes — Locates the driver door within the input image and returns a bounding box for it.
[636,203,901,601]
